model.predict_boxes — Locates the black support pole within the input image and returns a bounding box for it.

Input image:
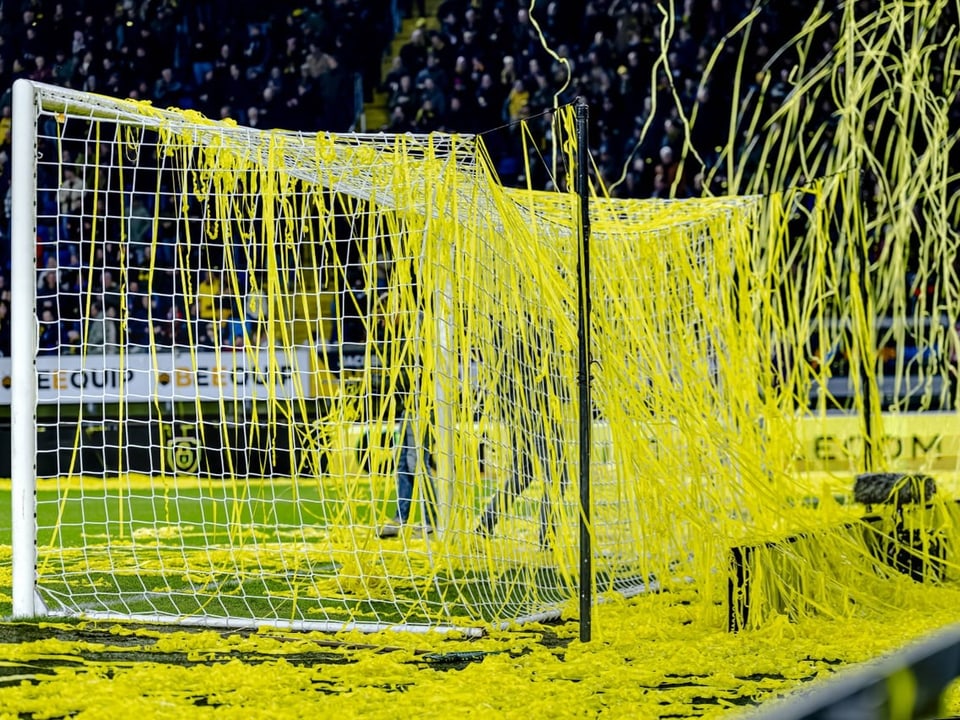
[858,226,875,473]
[575,97,593,643]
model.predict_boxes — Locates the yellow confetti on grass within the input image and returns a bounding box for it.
[0,588,958,718]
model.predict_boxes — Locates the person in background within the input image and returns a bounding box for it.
[374,285,438,539]
[0,300,11,356]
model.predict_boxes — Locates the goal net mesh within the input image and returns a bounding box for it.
[16,84,770,630]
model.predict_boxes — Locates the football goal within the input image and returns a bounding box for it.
[10,77,960,636]
[8,79,778,632]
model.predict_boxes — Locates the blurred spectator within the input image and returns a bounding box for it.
[418,75,446,116]
[247,105,265,130]
[400,27,429,75]
[198,316,220,349]
[85,299,106,354]
[317,53,358,132]
[127,294,152,351]
[0,105,10,148]
[38,308,60,355]
[37,269,59,319]
[336,273,370,346]
[389,73,418,119]
[0,300,10,357]
[222,308,247,350]
[100,270,121,317]
[385,104,413,133]
[157,303,188,349]
[414,97,440,132]
[245,281,268,342]
[103,305,119,351]
[128,197,152,265]
[241,23,270,76]
[58,165,84,240]
[190,20,217,88]
[502,78,530,124]
[152,67,183,106]
[383,56,408,93]
[197,270,222,324]
[61,323,81,355]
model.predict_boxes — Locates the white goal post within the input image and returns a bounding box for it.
[11,79,40,618]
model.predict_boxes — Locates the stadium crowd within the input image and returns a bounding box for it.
[0,0,950,364]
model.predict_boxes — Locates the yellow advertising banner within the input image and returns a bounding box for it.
[791,413,960,474]
[311,413,960,481]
